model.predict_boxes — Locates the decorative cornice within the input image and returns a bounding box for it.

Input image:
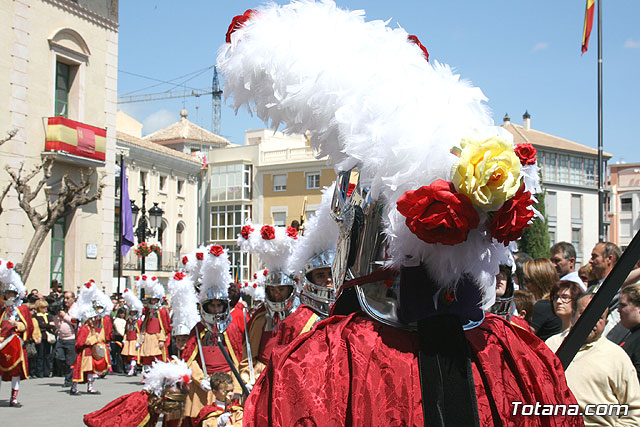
[42,0,119,32]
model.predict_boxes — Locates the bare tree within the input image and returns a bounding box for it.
[5,158,105,282]
[0,129,19,215]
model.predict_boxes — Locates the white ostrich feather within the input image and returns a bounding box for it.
[218,0,540,301]
[143,356,192,397]
[167,273,200,333]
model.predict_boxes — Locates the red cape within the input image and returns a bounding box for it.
[83,390,157,427]
[245,313,583,427]
[0,304,33,380]
[181,321,244,373]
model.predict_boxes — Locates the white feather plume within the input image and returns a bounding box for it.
[288,183,338,274]
[199,245,232,301]
[122,288,143,313]
[0,259,26,300]
[136,275,165,299]
[237,221,297,273]
[143,356,192,397]
[218,1,541,302]
[69,280,112,322]
[167,272,200,335]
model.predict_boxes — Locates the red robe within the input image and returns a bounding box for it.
[84,390,159,427]
[230,303,248,336]
[0,304,33,380]
[72,324,109,383]
[182,322,244,377]
[244,313,584,427]
[139,307,172,365]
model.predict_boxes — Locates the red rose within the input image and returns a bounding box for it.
[263,269,268,276]
[142,275,148,281]
[181,374,191,385]
[6,261,13,269]
[514,143,537,166]
[253,283,258,288]
[253,273,258,279]
[396,179,479,246]
[244,282,248,287]
[174,272,186,281]
[489,185,535,245]
[182,256,189,265]
[225,9,255,43]
[286,226,298,240]
[408,35,429,62]
[84,282,92,288]
[196,252,204,261]
[240,225,254,240]
[135,276,140,281]
[261,225,275,240]
[209,245,224,256]
[151,276,157,281]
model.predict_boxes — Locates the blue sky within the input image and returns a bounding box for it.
[117,1,640,163]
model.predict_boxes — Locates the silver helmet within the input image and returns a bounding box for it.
[264,271,299,330]
[300,250,335,317]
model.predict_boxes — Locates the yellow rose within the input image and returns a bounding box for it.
[452,137,521,210]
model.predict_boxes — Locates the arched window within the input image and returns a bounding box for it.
[176,222,185,256]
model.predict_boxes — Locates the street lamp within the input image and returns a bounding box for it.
[130,180,164,276]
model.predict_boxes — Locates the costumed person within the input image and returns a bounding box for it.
[137,275,172,370]
[228,284,248,336]
[0,259,33,407]
[194,372,243,427]
[179,245,245,426]
[218,2,583,425]
[69,280,113,395]
[121,288,143,376]
[167,270,200,357]
[289,183,339,318]
[83,356,192,427]
[489,259,531,330]
[237,222,320,388]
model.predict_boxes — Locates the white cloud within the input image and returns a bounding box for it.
[532,42,549,52]
[142,109,175,135]
[624,38,640,49]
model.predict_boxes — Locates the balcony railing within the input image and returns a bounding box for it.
[262,147,316,164]
[117,250,183,272]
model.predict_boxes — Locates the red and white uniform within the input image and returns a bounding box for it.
[0,304,33,381]
[121,317,142,363]
[138,307,172,366]
[72,322,109,383]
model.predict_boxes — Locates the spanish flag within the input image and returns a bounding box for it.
[581,0,595,54]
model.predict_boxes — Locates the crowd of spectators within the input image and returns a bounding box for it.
[496,241,640,425]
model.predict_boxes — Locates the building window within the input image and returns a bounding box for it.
[50,217,66,289]
[139,171,147,189]
[159,175,167,193]
[570,157,584,185]
[210,164,252,202]
[542,152,556,183]
[621,197,632,212]
[571,194,582,221]
[548,226,557,246]
[546,191,557,220]
[210,204,252,241]
[620,219,633,237]
[272,211,287,226]
[226,245,250,282]
[584,159,596,186]
[273,174,287,192]
[55,62,71,117]
[572,228,582,259]
[175,222,185,255]
[558,155,569,184]
[177,179,185,196]
[306,172,320,189]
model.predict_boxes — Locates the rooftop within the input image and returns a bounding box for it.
[117,131,202,165]
[143,110,230,146]
[501,122,613,159]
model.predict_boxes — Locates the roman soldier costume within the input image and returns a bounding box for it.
[137,275,172,367]
[69,280,113,395]
[0,259,32,407]
[178,245,245,425]
[121,288,143,376]
[218,3,584,425]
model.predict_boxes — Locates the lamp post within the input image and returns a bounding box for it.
[130,180,164,276]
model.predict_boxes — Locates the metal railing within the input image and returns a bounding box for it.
[118,250,183,272]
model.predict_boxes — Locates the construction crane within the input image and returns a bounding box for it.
[117,66,223,135]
